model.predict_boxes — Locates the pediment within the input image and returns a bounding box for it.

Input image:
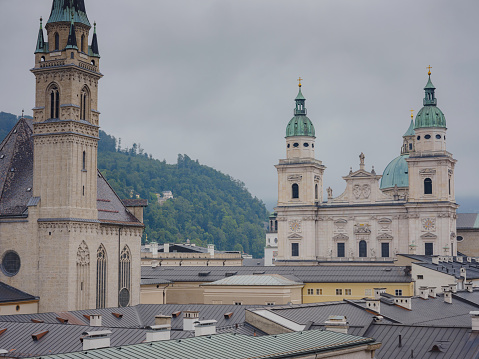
[288,233,303,240]
[420,232,437,239]
[377,233,393,240]
[349,169,375,178]
[333,233,349,241]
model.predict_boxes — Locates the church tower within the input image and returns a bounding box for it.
[32,0,101,220]
[406,69,458,256]
[275,80,325,261]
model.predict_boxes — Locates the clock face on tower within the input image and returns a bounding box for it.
[289,220,302,233]
[422,217,436,231]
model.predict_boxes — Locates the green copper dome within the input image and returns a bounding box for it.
[380,154,409,190]
[414,75,446,129]
[285,87,315,138]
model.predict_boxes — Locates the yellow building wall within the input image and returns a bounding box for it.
[302,282,414,303]
[0,301,39,316]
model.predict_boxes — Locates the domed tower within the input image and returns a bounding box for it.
[275,79,325,261]
[380,113,415,198]
[406,69,458,256]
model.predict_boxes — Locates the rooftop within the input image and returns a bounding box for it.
[0,282,38,304]
[202,274,302,287]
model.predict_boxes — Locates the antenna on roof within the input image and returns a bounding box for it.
[21,109,24,118]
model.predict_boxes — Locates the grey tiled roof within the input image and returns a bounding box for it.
[457,213,479,229]
[141,265,413,284]
[122,199,148,207]
[242,258,265,266]
[0,282,38,304]
[203,274,302,286]
[25,330,377,359]
[363,323,479,359]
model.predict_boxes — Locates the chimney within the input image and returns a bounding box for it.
[467,257,472,263]
[82,331,111,351]
[150,242,159,255]
[449,284,457,293]
[470,312,479,331]
[183,311,200,331]
[155,314,172,327]
[365,298,380,314]
[164,243,170,253]
[431,256,439,265]
[466,282,474,293]
[194,320,217,337]
[428,287,437,298]
[145,324,171,342]
[394,297,412,310]
[438,257,443,263]
[448,257,453,263]
[456,256,463,263]
[374,288,386,299]
[324,315,349,334]
[151,261,158,268]
[419,287,429,300]
[442,286,452,304]
[90,315,102,327]
[208,244,215,257]
[461,267,467,282]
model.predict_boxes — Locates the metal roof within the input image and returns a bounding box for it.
[400,254,479,279]
[203,274,302,286]
[141,265,412,284]
[0,282,38,304]
[25,330,377,359]
[457,213,479,229]
[363,323,479,359]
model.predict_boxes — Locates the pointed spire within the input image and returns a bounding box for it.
[47,0,91,27]
[294,78,307,116]
[423,67,437,106]
[35,17,46,53]
[91,21,100,56]
[66,12,78,50]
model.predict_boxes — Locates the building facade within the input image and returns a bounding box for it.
[275,74,458,264]
[0,0,144,312]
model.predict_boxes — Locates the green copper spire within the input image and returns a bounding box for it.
[47,0,91,28]
[286,80,315,138]
[35,17,46,53]
[65,12,78,50]
[90,22,100,56]
[414,70,446,129]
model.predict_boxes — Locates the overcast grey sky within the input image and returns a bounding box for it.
[1,0,478,210]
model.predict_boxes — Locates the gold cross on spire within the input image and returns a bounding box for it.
[410,109,414,119]
[297,77,303,87]
[427,65,432,76]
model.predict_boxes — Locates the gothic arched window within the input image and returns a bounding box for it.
[81,34,85,53]
[292,184,299,199]
[49,84,60,119]
[80,86,90,121]
[359,240,367,257]
[119,245,131,307]
[96,244,107,309]
[54,32,59,51]
[424,178,432,195]
[76,241,90,310]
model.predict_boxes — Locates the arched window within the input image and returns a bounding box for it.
[424,178,432,195]
[315,184,318,200]
[48,84,60,119]
[76,241,90,310]
[81,34,85,53]
[119,245,131,307]
[292,184,299,199]
[80,86,89,121]
[359,240,367,257]
[96,245,107,309]
[54,32,59,51]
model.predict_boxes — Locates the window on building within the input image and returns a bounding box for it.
[80,87,89,121]
[307,289,314,295]
[291,243,299,257]
[359,240,367,257]
[1,251,21,277]
[345,289,352,296]
[315,184,318,200]
[365,289,372,296]
[82,151,86,170]
[292,184,299,199]
[337,243,345,258]
[316,289,322,295]
[336,289,343,296]
[381,242,390,258]
[234,302,242,305]
[424,178,432,195]
[457,236,464,242]
[96,244,107,309]
[49,85,60,119]
[425,243,434,256]
[54,32,59,51]
[81,34,85,53]
[417,275,424,280]
[395,289,403,296]
[409,143,413,150]
[76,241,90,310]
[449,178,451,195]
[266,302,275,306]
[119,245,131,307]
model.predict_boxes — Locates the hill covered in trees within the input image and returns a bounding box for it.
[0,112,269,257]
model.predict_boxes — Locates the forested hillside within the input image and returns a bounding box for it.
[0,113,269,257]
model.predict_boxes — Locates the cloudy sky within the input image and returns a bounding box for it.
[1,0,478,210]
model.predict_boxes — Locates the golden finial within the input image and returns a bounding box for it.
[297,77,303,88]
[410,109,414,120]
[427,65,432,76]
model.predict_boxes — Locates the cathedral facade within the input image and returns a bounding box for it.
[275,75,457,264]
[0,0,144,312]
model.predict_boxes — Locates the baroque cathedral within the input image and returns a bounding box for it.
[274,74,457,264]
[0,0,145,312]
